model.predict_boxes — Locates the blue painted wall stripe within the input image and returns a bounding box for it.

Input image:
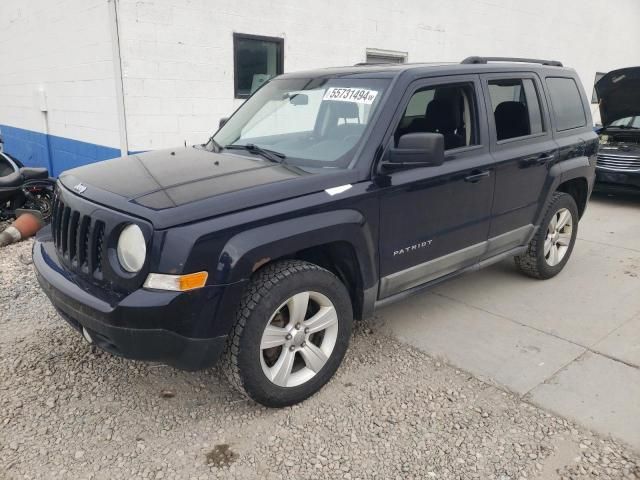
[0,124,122,177]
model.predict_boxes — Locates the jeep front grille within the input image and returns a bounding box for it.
[51,194,105,276]
[597,153,640,172]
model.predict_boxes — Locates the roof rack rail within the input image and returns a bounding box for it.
[461,56,563,67]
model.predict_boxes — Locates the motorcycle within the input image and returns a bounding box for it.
[0,151,56,223]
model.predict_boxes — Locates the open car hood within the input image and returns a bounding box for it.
[595,67,640,126]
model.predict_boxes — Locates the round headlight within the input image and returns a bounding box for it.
[117,224,146,273]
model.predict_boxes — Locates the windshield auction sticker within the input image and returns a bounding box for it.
[323,87,378,104]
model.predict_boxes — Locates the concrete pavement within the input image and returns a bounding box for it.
[378,192,640,450]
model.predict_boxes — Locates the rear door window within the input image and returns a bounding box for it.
[487,78,544,141]
[545,77,586,131]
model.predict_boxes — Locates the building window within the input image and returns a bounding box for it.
[233,33,284,99]
[365,48,407,64]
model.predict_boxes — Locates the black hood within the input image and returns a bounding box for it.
[59,147,358,229]
[595,67,640,126]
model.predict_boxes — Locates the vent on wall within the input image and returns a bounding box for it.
[365,48,408,64]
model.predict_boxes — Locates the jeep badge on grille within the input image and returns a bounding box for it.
[73,183,87,194]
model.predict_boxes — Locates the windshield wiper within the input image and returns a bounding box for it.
[224,144,287,164]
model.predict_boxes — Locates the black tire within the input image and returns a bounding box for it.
[514,192,579,279]
[223,260,353,407]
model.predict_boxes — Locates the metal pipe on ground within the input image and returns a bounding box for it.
[0,211,44,247]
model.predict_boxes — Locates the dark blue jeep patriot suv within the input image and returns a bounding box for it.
[34,57,598,407]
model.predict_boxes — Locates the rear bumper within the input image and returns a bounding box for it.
[33,231,231,370]
[595,168,640,193]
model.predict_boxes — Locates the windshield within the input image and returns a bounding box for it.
[212,77,390,168]
[608,116,640,129]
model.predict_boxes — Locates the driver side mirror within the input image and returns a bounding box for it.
[381,133,445,171]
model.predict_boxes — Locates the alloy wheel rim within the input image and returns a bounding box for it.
[260,291,339,388]
[544,207,573,266]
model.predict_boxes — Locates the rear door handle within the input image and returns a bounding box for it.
[464,170,491,183]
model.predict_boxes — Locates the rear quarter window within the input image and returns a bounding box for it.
[545,77,586,131]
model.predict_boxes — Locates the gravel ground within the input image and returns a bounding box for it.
[1,238,639,480]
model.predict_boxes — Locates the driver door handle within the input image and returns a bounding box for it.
[464,170,491,183]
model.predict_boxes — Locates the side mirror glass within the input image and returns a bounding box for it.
[219,117,229,129]
[383,133,445,170]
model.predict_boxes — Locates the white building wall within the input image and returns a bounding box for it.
[117,0,640,152]
[2,0,640,166]
[0,0,121,174]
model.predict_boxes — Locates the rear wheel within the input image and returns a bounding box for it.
[515,192,579,279]
[224,260,353,407]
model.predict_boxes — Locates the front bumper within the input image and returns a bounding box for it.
[595,168,640,193]
[33,231,232,371]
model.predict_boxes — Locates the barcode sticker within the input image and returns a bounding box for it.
[323,87,378,104]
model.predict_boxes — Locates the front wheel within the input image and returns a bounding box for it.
[515,192,579,279]
[224,260,353,407]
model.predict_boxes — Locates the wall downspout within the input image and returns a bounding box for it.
[36,87,55,175]
[42,111,54,175]
[107,0,129,157]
